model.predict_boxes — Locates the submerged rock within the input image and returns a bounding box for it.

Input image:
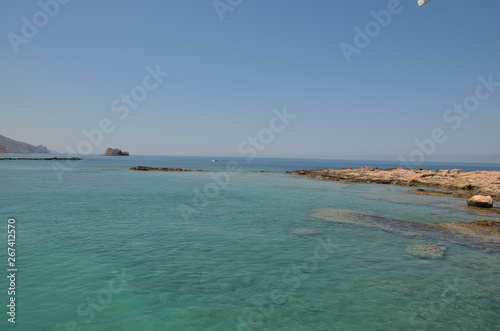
[289,228,321,237]
[311,208,500,252]
[467,195,494,208]
[406,243,446,259]
[436,220,500,239]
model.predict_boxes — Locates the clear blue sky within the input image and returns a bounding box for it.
[1,0,499,161]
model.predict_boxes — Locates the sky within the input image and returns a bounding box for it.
[1,0,499,161]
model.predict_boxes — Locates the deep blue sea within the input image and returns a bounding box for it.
[1,155,500,330]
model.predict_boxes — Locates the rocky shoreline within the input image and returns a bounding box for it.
[287,167,500,201]
[290,167,500,250]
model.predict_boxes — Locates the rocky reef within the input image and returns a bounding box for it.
[103,148,129,156]
[408,188,471,198]
[405,243,446,259]
[311,208,500,252]
[0,157,83,161]
[289,228,321,237]
[130,166,203,172]
[287,167,500,201]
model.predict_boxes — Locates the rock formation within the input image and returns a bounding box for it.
[0,157,83,161]
[288,167,500,200]
[467,195,494,208]
[103,148,129,156]
[311,208,500,252]
[0,144,7,153]
[130,166,203,172]
[405,243,446,259]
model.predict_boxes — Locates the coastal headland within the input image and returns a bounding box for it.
[287,167,500,201]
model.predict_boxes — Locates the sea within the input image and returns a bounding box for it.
[1,155,499,331]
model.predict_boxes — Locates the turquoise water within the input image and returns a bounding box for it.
[1,156,500,330]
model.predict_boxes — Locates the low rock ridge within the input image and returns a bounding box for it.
[103,148,129,156]
[130,166,204,172]
[0,157,83,161]
[287,167,500,201]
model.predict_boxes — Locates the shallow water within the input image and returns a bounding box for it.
[1,156,499,330]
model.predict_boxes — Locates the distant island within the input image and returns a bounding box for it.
[103,148,129,156]
[0,134,49,154]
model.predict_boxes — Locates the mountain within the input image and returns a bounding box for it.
[0,134,50,154]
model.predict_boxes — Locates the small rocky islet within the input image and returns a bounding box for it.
[103,147,129,156]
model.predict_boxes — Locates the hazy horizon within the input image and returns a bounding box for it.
[5,130,500,165]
